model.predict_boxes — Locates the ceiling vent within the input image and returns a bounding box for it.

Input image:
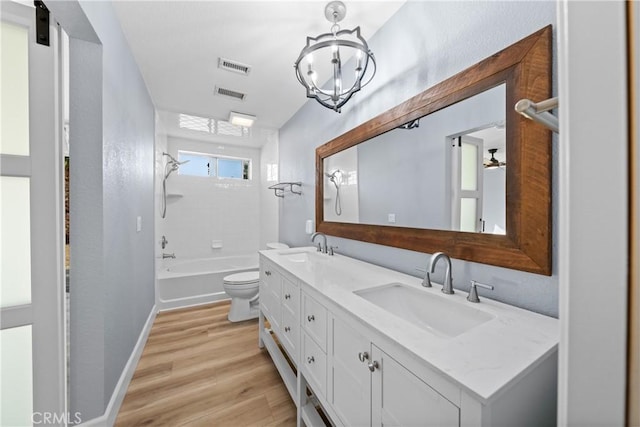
[218,57,252,76]
[215,86,247,101]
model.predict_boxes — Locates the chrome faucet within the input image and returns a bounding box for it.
[311,232,328,254]
[162,253,176,259]
[428,252,454,294]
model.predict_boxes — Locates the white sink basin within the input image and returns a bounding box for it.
[354,283,495,338]
[281,249,324,263]
[284,252,311,262]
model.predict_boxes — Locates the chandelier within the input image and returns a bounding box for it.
[294,1,376,112]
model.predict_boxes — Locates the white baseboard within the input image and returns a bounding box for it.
[157,292,229,312]
[78,305,157,427]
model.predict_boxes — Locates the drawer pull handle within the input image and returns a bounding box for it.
[307,356,315,364]
[307,315,315,322]
[284,326,290,332]
[265,271,271,276]
[368,361,379,372]
[284,294,291,300]
[358,352,369,362]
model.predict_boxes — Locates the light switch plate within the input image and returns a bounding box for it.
[388,213,396,223]
[136,216,142,232]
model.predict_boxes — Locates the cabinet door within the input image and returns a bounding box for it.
[329,315,372,427]
[281,275,300,316]
[280,306,299,358]
[261,260,281,298]
[371,345,460,427]
[302,332,327,398]
[302,292,328,350]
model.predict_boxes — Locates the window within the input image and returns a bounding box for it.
[177,151,251,180]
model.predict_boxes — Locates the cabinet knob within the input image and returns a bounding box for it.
[265,271,271,276]
[284,294,291,300]
[368,360,379,372]
[284,326,290,332]
[307,356,315,364]
[307,314,315,322]
[358,352,369,362]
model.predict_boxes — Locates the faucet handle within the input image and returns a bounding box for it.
[316,243,322,252]
[415,267,432,287]
[467,280,494,303]
[328,246,338,256]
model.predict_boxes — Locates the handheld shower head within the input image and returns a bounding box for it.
[163,153,190,178]
[163,152,179,163]
[325,170,343,216]
[325,170,343,186]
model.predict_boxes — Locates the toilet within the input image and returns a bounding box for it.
[222,243,289,322]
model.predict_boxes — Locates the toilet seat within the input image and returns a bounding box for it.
[223,271,259,285]
[223,271,260,322]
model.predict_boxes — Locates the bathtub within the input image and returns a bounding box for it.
[157,254,259,310]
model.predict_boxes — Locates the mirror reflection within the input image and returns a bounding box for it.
[323,83,506,234]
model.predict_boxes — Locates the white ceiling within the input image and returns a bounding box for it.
[113,1,405,134]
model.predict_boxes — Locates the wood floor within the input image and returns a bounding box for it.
[115,301,296,426]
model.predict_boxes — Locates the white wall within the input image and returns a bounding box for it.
[279,1,559,317]
[259,132,280,249]
[161,136,262,260]
[48,0,156,421]
[154,112,168,289]
[557,1,628,425]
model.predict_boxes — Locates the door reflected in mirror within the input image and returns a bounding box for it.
[323,83,507,235]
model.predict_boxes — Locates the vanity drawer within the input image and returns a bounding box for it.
[281,276,300,316]
[302,332,327,398]
[261,261,280,298]
[280,307,299,358]
[302,292,328,350]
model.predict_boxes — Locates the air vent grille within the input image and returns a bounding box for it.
[215,86,247,101]
[218,57,251,75]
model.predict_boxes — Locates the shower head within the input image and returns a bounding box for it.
[325,169,342,181]
[325,170,343,188]
[162,152,190,166]
[163,154,190,180]
[163,152,178,163]
[170,159,190,168]
[163,153,190,177]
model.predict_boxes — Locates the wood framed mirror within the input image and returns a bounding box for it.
[315,26,552,275]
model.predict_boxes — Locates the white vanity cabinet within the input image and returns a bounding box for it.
[328,305,460,427]
[258,257,301,403]
[258,248,559,427]
[259,258,300,359]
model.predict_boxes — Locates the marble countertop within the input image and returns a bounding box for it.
[260,246,559,403]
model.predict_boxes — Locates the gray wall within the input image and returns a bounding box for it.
[279,1,559,317]
[54,0,156,420]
